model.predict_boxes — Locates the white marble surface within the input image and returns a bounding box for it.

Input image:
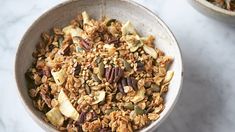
[0,0,235,132]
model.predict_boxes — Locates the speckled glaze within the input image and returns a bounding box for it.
[188,0,235,25]
[15,0,183,131]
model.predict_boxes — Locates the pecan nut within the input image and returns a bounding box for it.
[108,68,115,83]
[118,82,124,94]
[59,43,70,55]
[113,67,124,83]
[119,77,138,92]
[80,39,92,51]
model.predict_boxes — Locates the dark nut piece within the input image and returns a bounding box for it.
[108,68,115,83]
[114,67,124,83]
[74,62,81,77]
[136,60,145,71]
[80,39,92,51]
[105,67,112,81]
[39,91,52,108]
[118,82,124,94]
[121,78,127,87]
[77,112,87,125]
[131,77,138,91]
[59,43,70,55]
[127,77,132,87]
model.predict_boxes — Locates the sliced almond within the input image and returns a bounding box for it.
[163,71,174,84]
[92,91,106,105]
[121,21,137,36]
[143,45,157,59]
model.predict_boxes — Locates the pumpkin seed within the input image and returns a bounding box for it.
[95,56,102,64]
[91,74,101,83]
[85,84,91,94]
[144,82,152,88]
[123,102,134,110]
[150,84,160,92]
[106,19,116,26]
[134,105,144,115]
[122,59,131,71]
[98,62,105,80]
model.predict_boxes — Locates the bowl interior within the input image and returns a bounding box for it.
[15,0,183,131]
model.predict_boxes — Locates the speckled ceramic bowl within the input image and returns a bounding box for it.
[188,0,235,25]
[15,0,183,131]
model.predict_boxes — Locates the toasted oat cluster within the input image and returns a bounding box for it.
[25,11,174,132]
[207,0,235,11]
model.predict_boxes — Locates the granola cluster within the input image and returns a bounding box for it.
[207,0,235,11]
[25,11,174,132]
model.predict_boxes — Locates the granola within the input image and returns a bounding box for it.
[207,0,235,11]
[25,11,174,132]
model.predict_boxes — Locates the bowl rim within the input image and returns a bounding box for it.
[195,0,235,16]
[15,0,184,131]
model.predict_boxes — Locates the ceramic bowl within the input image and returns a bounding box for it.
[188,0,235,25]
[15,0,183,131]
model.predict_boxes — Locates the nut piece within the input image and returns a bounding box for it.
[105,67,112,81]
[80,39,92,51]
[163,71,174,84]
[118,82,125,94]
[98,62,105,80]
[113,67,124,83]
[143,45,157,59]
[74,62,81,77]
[136,61,145,71]
[92,91,106,105]
[130,87,145,104]
[131,77,138,91]
[59,43,70,55]
[108,68,115,83]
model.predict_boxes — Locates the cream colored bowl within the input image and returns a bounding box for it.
[15,0,183,131]
[188,0,235,25]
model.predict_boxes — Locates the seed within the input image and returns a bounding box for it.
[106,19,117,26]
[144,81,152,88]
[134,105,144,115]
[85,84,91,94]
[95,56,102,64]
[98,62,105,80]
[91,74,101,83]
[123,60,131,71]
[123,102,134,110]
[150,84,160,92]
[136,60,145,71]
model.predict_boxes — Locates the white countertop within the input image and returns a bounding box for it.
[1,0,235,132]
